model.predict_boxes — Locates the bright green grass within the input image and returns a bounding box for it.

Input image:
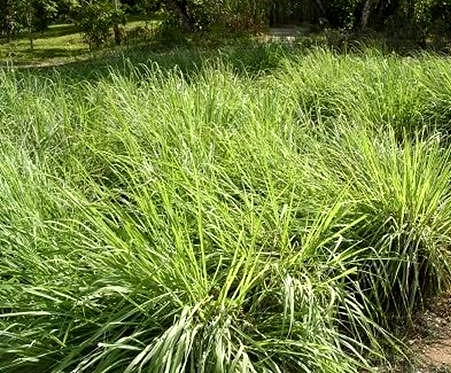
[1,45,451,372]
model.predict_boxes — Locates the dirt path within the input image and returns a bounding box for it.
[422,341,451,367]
[410,295,451,372]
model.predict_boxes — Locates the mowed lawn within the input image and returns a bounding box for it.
[1,42,451,372]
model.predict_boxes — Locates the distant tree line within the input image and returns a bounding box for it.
[0,0,450,47]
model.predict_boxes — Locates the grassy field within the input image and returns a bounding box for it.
[0,18,160,67]
[1,44,451,372]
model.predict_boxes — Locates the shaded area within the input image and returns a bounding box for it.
[36,24,77,40]
[1,36,293,81]
[2,23,450,75]
[11,47,86,62]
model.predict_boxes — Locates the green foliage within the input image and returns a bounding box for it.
[1,47,451,371]
[31,0,58,31]
[0,0,59,41]
[73,0,126,48]
[323,0,360,28]
[1,0,450,48]
[0,0,17,39]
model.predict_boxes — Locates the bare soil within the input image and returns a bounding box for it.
[409,293,451,372]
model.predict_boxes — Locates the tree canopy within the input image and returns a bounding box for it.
[0,0,450,47]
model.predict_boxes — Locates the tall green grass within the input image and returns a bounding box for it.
[1,47,451,372]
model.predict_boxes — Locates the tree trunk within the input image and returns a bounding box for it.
[113,24,122,45]
[361,0,373,30]
[166,0,194,32]
[112,0,122,45]
[314,0,327,18]
[27,0,33,50]
[29,26,33,50]
[3,2,13,42]
[6,17,11,43]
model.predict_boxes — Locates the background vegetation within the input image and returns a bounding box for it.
[1,0,451,49]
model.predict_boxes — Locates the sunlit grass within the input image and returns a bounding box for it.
[0,19,161,67]
[1,47,451,372]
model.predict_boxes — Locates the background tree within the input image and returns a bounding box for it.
[72,0,126,48]
[2,0,450,49]
[0,0,17,42]
[0,0,58,46]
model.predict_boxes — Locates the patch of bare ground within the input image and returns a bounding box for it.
[408,292,451,372]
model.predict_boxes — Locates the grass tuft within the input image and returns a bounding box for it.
[1,46,451,372]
